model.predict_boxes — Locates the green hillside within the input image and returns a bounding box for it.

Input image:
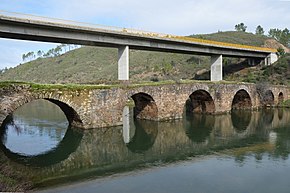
[191,31,269,46]
[0,31,287,84]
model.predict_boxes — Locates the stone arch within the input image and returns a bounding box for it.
[185,89,215,114]
[0,95,83,128]
[278,92,284,105]
[231,89,252,110]
[131,92,158,120]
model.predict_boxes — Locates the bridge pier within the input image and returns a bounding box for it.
[265,53,278,66]
[210,55,223,81]
[248,58,256,66]
[118,46,129,80]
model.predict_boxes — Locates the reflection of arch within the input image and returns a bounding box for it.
[278,109,283,120]
[185,90,215,114]
[0,97,83,128]
[278,92,284,105]
[231,89,252,110]
[184,114,215,143]
[262,109,274,125]
[131,93,158,120]
[0,115,83,167]
[231,110,252,133]
[126,119,158,153]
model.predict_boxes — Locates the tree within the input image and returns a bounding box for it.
[54,45,63,56]
[22,53,27,61]
[277,47,285,56]
[268,28,290,47]
[235,23,247,32]
[255,25,264,35]
[37,50,43,58]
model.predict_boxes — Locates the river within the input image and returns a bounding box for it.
[1,99,290,193]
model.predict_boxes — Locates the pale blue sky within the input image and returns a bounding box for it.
[0,0,289,69]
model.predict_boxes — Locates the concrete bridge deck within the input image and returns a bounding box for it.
[0,81,288,129]
[0,11,278,81]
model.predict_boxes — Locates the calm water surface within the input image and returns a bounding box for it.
[1,99,290,193]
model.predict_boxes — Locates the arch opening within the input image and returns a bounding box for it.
[0,99,83,166]
[131,93,158,120]
[231,89,252,110]
[262,90,275,107]
[185,90,215,114]
[278,92,284,106]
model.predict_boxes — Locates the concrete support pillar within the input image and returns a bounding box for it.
[248,58,256,66]
[118,46,129,80]
[210,55,223,81]
[265,53,278,66]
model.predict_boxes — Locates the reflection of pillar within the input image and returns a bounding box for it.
[269,131,277,145]
[118,46,129,80]
[123,106,130,143]
[210,55,222,81]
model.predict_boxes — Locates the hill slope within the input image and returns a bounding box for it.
[0,31,287,84]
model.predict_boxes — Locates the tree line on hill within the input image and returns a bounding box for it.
[234,23,290,47]
[21,44,80,62]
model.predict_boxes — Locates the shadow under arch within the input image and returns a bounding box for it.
[126,119,158,153]
[45,98,83,128]
[231,110,252,133]
[261,90,275,107]
[0,102,84,167]
[185,89,215,114]
[131,92,158,120]
[184,113,215,143]
[231,89,252,110]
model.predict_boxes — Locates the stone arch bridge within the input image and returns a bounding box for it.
[0,82,288,129]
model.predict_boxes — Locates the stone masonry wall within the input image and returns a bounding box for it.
[0,82,289,129]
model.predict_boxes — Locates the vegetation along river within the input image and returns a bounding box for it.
[1,99,290,193]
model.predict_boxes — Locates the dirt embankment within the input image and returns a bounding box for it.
[263,39,290,53]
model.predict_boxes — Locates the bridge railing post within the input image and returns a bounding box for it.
[118,46,129,80]
[210,55,223,81]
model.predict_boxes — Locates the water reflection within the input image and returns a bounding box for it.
[1,104,290,189]
[184,113,214,143]
[0,127,83,167]
[0,99,83,167]
[231,110,252,133]
[126,120,158,153]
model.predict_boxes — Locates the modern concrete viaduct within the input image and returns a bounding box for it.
[0,12,278,81]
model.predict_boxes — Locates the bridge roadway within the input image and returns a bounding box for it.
[0,81,288,129]
[0,11,278,81]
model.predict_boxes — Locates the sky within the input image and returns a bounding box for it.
[0,0,289,69]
